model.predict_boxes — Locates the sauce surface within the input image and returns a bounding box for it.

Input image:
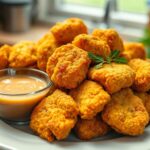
[0,75,46,94]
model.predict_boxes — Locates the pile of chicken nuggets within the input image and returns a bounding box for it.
[1,18,150,142]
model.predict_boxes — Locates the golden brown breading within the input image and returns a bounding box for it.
[51,18,87,44]
[92,29,124,52]
[37,30,51,45]
[128,58,143,71]
[74,115,109,140]
[72,34,110,57]
[0,45,12,69]
[30,89,79,142]
[128,59,150,92]
[37,33,58,71]
[46,44,91,89]
[135,92,150,117]
[102,88,149,136]
[88,63,135,94]
[121,42,146,61]
[70,80,110,119]
[9,41,37,68]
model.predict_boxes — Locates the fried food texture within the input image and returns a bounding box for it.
[0,45,12,69]
[30,89,79,142]
[88,63,135,94]
[46,44,91,89]
[102,88,149,136]
[51,18,88,44]
[72,34,110,57]
[70,80,110,119]
[121,42,146,61]
[74,115,109,140]
[135,92,150,117]
[129,59,150,92]
[37,33,58,71]
[92,29,124,52]
[9,41,37,68]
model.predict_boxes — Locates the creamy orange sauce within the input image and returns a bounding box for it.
[0,75,50,121]
[0,75,46,94]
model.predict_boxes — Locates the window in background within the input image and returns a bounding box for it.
[118,0,147,14]
[39,0,148,41]
[63,0,147,14]
[51,0,106,19]
[63,0,105,8]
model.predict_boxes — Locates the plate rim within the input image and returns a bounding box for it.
[0,120,150,150]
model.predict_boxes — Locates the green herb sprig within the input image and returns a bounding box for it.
[88,50,127,69]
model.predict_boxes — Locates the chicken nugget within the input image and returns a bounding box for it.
[129,59,150,92]
[121,42,146,61]
[30,89,79,142]
[74,115,109,140]
[37,33,58,71]
[88,63,135,94]
[37,30,51,45]
[46,44,91,89]
[51,18,87,44]
[92,29,124,52]
[102,88,149,136]
[0,45,12,69]
[9,41,37,68]
[135,92,150,117]
[72,34,110,57]
[70,80,110,119]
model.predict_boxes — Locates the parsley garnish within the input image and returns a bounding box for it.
[88,50,127,69]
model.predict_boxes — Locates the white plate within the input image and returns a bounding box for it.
[0,120,150,150]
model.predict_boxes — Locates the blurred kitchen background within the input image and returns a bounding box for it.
[0,0,150,56]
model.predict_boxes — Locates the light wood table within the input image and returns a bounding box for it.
[0,24,51,45]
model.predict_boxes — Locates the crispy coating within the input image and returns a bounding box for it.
[37,30,51,45]
[51,18,87,44]
[102,88,149,136]
[0,45,12,69]
[129,59,150,92]
[70,80,110,119]
[37,33,58,71]
[92,29,124,52]
[135,92,150,117]
[9,41,37,68]
[72,34,110,57]
[128,58,145,71]
[74,115,109,140]
[121,42,146,61]
[88,63,135,94]
[30,89,79,142]
[46,44,91,89]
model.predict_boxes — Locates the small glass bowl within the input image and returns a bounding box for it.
[0,68,52,125]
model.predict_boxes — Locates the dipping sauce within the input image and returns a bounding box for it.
[0,68,51,123]
[0,75,46,94]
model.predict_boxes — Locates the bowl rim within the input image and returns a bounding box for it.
[0,68,52,96]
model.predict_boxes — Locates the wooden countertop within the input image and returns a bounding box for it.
[0,24,51,45]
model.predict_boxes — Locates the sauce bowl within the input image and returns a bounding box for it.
[0,68,52,125]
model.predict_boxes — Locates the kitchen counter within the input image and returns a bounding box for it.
[0,24,51,45]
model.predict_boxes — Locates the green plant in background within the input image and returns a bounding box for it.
[140,0,150,58]
[139,28,150,58]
